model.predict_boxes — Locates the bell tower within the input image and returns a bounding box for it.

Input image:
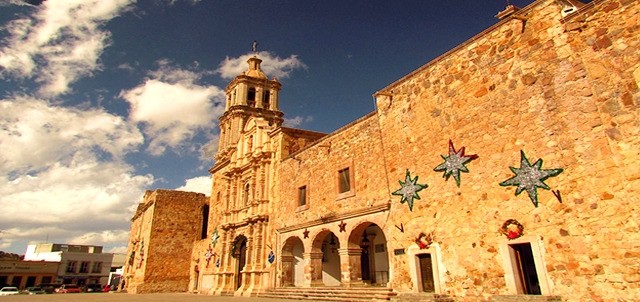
[216,56,283,160]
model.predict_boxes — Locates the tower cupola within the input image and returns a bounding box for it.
[216,54,284,160]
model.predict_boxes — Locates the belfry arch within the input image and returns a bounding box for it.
[347,223,390,286]
[281,236,305,287]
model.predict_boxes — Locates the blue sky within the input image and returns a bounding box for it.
[0,0,539,254]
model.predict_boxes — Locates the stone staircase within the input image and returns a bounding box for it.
[394,293,455,302]
[257,287,397,302]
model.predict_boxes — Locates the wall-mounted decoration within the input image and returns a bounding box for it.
[267,251,275,264]
[338,221,347,232]
[211,228,220,247]
[393,248,406,256]
[500,219,524,240]
[137,240,145,269]
[433,140,478,187]
[303,228,310,239]
[395,223,405,233]
[552,189,562,203]
[215,258,220,268]
[205,246,214,267]
[392,169,428,211]
[230,235,247,258]
[499,150,563,207]
[415,232,434,249]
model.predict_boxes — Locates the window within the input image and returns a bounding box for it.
[91,262,102,273]
[79,261,89,273]
[247,87,256,107]
[298,186,307,206]
[338,168,351,193]
[66,261,77,273]
[201,204,210,240]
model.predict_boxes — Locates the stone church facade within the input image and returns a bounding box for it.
[124,0,640,301]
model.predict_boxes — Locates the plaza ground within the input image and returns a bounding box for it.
[0,293,307,302]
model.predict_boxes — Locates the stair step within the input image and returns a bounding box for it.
[256,287,397,302]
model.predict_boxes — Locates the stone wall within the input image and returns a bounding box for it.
[274,0,639,300]
[125,190,207,294]
[374,0,639,300]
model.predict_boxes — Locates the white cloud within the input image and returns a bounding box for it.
[0,96,153,253]
[121,61,225,156]
[217,51,307,80]
[68,230,131,246]
[176,176,212,195]
[284,115,314,128]
[0,0,135,97]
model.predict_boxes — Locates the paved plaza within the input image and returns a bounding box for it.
[0,293,306,302]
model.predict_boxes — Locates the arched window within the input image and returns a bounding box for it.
[243,182,251,206]
[263,90,270,109]
[247,88,256,107]
[201,204,209,240]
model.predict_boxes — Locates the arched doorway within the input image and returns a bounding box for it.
[281,236,305,287]
[311,230,341,286]
[232,235,248,290]
[348,223,389,286]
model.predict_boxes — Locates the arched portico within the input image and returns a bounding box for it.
[309,230,341,286]
[346,223,390,286]
[281,236,305,287]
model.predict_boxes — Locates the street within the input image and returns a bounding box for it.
[0,293,305,302]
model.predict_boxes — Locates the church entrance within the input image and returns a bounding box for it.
[349,223,389,286]
[233,235,248,290]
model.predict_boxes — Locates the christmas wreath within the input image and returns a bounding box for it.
[415,232,433,249]
[501,219,524,240]
[230,235,247,258]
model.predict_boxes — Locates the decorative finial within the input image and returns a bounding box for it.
[252,40,258,53]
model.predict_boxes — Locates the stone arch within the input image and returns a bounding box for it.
[281,236,305,287]
[310,229,341,286]
[347,222,390,285]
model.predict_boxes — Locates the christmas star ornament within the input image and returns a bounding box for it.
[211,228,220,247]
[433,140,478,187]
[499,150,563,207]
[392,170,428,211]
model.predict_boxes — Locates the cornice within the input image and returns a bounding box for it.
[277,202,390,233]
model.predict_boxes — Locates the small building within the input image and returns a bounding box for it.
[24,243,114,286]
[0,258,58,289]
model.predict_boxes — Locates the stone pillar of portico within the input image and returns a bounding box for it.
[339,247,364,287]
[304,252,324,287]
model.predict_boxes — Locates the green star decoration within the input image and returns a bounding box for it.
[499,150,563,207]
[392,170,428,211]
[433,140,478,187]
[211,228,220,247]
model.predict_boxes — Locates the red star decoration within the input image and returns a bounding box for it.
[303,229,309,239]
[338,221,347,232]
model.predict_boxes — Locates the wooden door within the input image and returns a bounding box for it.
[418,254,435,292]
[236,240,247,289]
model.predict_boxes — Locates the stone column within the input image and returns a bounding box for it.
[338,248,364,287]
[305,252,324,287]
